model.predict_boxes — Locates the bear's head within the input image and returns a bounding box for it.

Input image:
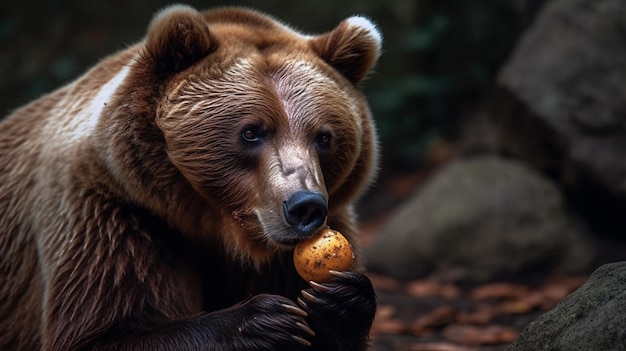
[123,6,381,264]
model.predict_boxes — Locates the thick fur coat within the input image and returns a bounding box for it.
[0,5,381,351]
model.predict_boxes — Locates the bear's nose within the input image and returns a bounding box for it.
[283,191,328,236]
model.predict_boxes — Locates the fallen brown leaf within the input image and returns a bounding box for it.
[442,324,518,345]
[497,300,534,315]
[469,283,529,300]
[407,280,460,300]
[455,304,496,325]
[409,342,479,351]
[376,304,397,319]
[370,273,403,291]
[371,317,406,336]
[544,275,588,290]
[410,305,456,334]
[537,276,586,310]
[372,305,406,336]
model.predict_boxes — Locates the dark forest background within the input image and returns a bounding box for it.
[0,0,539,173]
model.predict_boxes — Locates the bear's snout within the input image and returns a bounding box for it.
[283,191,328,236]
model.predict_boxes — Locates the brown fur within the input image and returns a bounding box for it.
[0,6,380,350]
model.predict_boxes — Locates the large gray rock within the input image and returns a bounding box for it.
[364,156,592,281]
[498,0,626,198]
[507,261,626,351]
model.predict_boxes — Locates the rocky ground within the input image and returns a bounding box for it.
[356,171,590,351]
[369,273,586,351]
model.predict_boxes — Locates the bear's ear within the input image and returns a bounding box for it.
[310,16,382,84]
[142,5,217,75]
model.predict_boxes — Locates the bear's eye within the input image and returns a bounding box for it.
[243,129,257,141]
[241,125,263,143]
[316,132,332,151]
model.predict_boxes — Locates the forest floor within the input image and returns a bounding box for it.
[367,269,585,350]
[357,167,589,351]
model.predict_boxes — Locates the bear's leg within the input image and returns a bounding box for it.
[91,294,314,351]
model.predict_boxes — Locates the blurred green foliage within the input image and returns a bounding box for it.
[367,1,524,170]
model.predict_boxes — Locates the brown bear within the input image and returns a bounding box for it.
[0,5,381,351]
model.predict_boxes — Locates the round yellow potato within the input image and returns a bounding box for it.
[293,228,355,282]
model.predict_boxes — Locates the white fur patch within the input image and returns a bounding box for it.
[346,16,383,52]
[152,4,198,24]
[54,65,131,144]
[85,66,130,129]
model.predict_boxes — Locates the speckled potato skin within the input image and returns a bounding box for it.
[293,229,355,282]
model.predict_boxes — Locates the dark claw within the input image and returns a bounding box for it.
[309,281,330,293]
[281,303,308,317]
[301,290,323,304]
[296,322,315,336]
[329,270,353,279]
[292,335,312,346]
